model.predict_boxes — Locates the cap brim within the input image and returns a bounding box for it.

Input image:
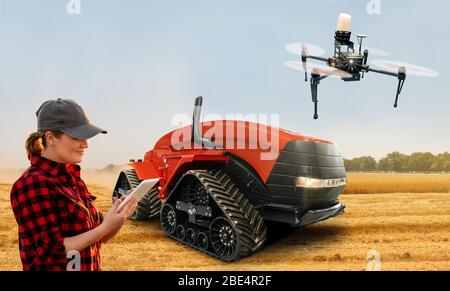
[61,123,107,140]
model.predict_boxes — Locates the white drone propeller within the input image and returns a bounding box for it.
[371,59,439,77]
[285,43,325,57]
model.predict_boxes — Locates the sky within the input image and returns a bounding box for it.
[0,0,449,169]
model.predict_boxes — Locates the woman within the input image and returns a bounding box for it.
[10,98,138,271]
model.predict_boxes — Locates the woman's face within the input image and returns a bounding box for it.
[46,132,89,164]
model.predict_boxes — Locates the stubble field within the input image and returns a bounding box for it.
[1,173,449,270]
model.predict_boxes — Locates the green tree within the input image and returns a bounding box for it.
[378,151,409,172]
[358,156,377,171]
[407,152,434,172]
[431,152,450,172]
[344,159,354,171]
[344,156,377,171]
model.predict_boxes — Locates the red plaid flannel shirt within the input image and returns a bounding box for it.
[10,155,104,271]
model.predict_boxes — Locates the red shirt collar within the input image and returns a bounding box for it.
[30,155,81,178]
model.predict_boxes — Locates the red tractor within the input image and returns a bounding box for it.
[112,97,346,261]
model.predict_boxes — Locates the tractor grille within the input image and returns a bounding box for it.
[266,140,346,211]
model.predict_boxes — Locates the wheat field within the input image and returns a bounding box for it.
[1,173,450,271]
[344,173,450,194]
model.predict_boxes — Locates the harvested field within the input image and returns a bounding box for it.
[1,173,449,270]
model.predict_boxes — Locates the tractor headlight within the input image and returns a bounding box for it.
[295,177,347,189]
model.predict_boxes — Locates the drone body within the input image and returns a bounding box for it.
[285,13,437,119]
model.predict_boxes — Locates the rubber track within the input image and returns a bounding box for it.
[121,169,161,220]
[165,169,267,261]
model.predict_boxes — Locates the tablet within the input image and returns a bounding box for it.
[117,178,159,213]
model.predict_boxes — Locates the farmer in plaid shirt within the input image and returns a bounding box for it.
[10,99,138,271]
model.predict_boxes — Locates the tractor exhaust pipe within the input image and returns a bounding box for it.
[192,96,216,148]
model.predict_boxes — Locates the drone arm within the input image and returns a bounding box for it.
[301,55,328,82]
[307,55,329,63]
[365,66,399,78]
[366,66,407,108]
[301,55,331,83]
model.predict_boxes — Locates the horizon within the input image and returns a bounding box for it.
[1,149,449,171]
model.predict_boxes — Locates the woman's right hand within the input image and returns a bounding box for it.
[101,195,138,234]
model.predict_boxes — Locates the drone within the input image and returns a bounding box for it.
[285,13,438,119]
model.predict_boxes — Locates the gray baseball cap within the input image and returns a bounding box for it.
[36,98,107,139]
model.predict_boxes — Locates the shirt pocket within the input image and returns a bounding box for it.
[53,185,92,232]
[61,198,92,231]
[67,202,89,221]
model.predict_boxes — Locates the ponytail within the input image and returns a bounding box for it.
[25,130,64,160]
[25,132,44,160]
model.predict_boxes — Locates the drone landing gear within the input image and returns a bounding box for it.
[394,70,406,108]
[310,73,327,120]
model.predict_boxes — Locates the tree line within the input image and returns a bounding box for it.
[344,152,450,172]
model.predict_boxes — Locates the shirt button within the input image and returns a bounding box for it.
[73,186,77,191]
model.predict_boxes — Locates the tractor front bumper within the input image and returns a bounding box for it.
[298,202,345,227]
[261,201,345,227]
